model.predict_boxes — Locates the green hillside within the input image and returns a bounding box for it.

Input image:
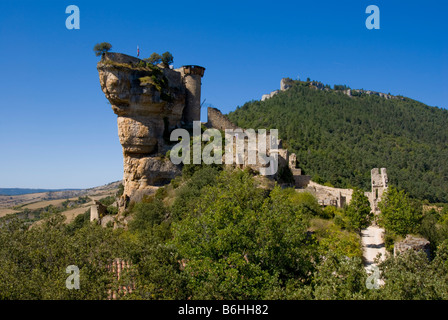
[227,81,448,203]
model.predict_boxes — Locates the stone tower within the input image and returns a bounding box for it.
[369,168,388,214]
[178,65,206,124]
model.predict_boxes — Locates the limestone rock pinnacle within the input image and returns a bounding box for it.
[97,52,205,210]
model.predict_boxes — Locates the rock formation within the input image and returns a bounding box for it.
[97,52,205,209]
[394,235,430,259]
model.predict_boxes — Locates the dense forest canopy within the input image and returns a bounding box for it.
[227,81,448,203]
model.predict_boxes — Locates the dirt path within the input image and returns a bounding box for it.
[361,225,387,268]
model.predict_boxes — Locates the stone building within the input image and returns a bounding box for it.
[365,168,388,214]
[175,65,206,125]
[90,200,108,222]
[302,181,353,208]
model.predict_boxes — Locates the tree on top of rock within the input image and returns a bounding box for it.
[93,42,112,56]
[144,52,174,68]
[161,52,174,67]
[144,53,162,65]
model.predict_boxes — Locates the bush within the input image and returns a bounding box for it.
[128,200,166,233]
[344,188,372,232]
[378,187,423,237]
[322,205,338,219]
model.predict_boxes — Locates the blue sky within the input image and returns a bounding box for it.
[0,0,446,189]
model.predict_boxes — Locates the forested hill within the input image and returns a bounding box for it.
[227,81,448,203]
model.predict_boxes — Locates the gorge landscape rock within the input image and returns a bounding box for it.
[97,52,205,209]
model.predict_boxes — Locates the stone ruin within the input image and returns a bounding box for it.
[365,168,388,215]
[296,168,388,211]
[303,181,353,208]
[205,107,310,185]
[261,78,292,101]
[90,200,108,222]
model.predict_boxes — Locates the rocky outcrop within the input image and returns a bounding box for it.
[262,78,294,101]
[343,89,404,100]
[97,52,205,210]
[261,90,280,101]
[280,78,293,91]
[394,235,430,259]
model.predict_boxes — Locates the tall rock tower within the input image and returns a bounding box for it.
[97,53,206,211]
[177,65,206,125]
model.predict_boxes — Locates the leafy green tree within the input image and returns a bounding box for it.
[0,214,122,299]
[372,247,448,299]
[312,253,368,300]
[144,52,162,65]
[317,225,363,258]
[161,51,174,67]
[93,42,112,56]
[345,188,372,232]
[171,170,316,299]
[378,187,423,237]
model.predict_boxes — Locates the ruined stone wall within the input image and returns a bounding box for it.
[303,181,354,208]
[294,174,311,188]
[207,107,240,131]
[366,168,388,214]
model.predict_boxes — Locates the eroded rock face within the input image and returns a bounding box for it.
[97,52,195,209]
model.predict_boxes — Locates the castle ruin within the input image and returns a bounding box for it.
[365,168,388,214]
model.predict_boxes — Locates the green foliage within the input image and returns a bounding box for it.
[116,184,124,198]
[0,215,122,299]
[144,52,162,65]
[143,51,173,68]
[1,164,447,300]
[322,205,339,219]
[98,196,115,207]
[161,51,174,67]
[419,209,448,255]
[344,188,372,232]
[93,42,112,56]
[171,171,315,298]
[312,254,367,299]
[372,248,448,299]
[316,225,363,259]
[65,209,91,234]
[378,187,423,237]
[128,200,166,234]
[227,84,448,202]
[170,165,223,221]
[333,84,349,90]
[288,191,323,218]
